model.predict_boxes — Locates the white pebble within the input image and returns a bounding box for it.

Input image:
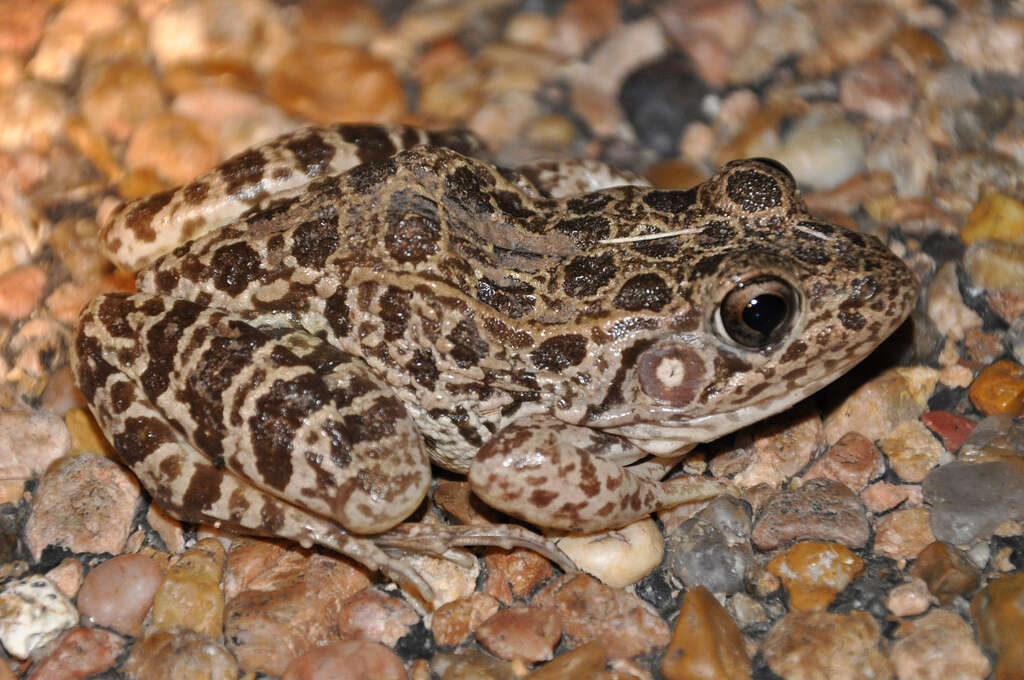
[0,576,77,658]
[556,518,664,588]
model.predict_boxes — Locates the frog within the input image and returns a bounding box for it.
[72,124,918,599]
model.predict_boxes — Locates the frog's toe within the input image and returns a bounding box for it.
[375,523,577,574]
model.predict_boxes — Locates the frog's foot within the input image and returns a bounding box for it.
[373,523,576,573]
[469,415,736,534]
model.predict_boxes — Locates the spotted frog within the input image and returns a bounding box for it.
[72,125,917,597]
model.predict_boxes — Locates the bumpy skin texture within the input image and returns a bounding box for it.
[73,124,917,596]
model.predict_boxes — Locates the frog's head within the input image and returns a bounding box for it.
[574,158,918,453]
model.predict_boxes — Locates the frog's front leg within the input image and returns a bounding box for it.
[468,415,736,533]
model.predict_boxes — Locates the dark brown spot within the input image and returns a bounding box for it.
[96,294,136,338]
[220,148,268,201]
[405,349,439,389]
[780,340,807,363]
[554,215,610,246]
[291,209,340,268]
[250,373,328,490]
[109,381,136,414]
[726,168,782,212]
[181,465,224,514]
[563,253,617,298]
[346,156,397,194]
[385,214,440,264]
[140,299,203,400]
[211,241,262,295]
[482,316,534,349]
[614,273,672,312]
[531,334,587,371]
[338,124,398,162]
[324,287,351,339]
[839,310,866,330]
[444,164,494,218]
[642,188,697,213]
[285,130,338,177]
[493,190,534,219]
[183,181,210,205]
[378,286,412,341]
[476,277,536,319]
[112,415,178,466]
[342,396,405,442]
[566,193,613,214]
[447,318,489,368]
[124,190,174,241]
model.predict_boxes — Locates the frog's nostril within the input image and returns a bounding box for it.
[637,343,705,407]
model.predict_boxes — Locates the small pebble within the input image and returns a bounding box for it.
[885,577,933,617]
[660,586,750,680]
[24,453,139,560]
[524,641,606,679]
[77,553,163,635]
[225,544,373,676]
[971,572,1024,680]
[532,574,669,660]
[924,460,1024,544]
[961,192,1024,245]
[0,409,69,478]
[483,548,553,605]
[908,541,981,604]
[0,265,46,320]
[150,538,225,638]
[766,541,865,612]
[752,479,870,550]
[957,414,1024,463]
[926,263,983,342]
[762,610,892,680]
[124,113,219,186]
[839,59,914,122]
[860,482,923,513]
[803,431,885,492]
[432,593,501,647]
[664,495,755,594]
[823,369,927,444]
[123,628,238,680]
[890,609,990,680]
[920,411,977,453]
[79,55,165,141]
[337,588,418,647]
[557,518,663,589]
[873,507,936,563]
[775,109,866,190]
[877,419,948,483]
[0,576,76,659]
[26,626,124,680]
[475,606,561,663]
[968,359,1024,416]
[281,640,407,680]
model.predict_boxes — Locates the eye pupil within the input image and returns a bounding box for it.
[719,276,798,349]
[743,294,787,335]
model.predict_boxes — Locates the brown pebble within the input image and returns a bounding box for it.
[969,360,1024,416]
[921,411,977,453]
[281,640,407,680]
[150,538,225,638]
[525,641,607,679]
[337,588,418,647]
[972,572,1024,680]
[484,548,554,605]
[890,609,990,680]
[123,628,237,680]
[432,593,501,647]
[26,627,125,680]
[763,610,892,680]
[874,508,936,562]
[767,541,865,612]
[533,573,669,659]
[476,606,562,663]
[908,541,981,604]
[0,265,46,320]
[660,586,750,680]
[803,431,884,492]
[78,554,163,636]
[752,479,870,550]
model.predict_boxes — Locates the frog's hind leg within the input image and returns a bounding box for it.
[468,415,737,534]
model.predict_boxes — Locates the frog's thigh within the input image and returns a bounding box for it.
[467,414,731,533]
[73,292,430,535]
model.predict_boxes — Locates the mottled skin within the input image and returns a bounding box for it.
[72,124,917,598]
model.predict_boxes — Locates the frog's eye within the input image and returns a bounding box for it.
[718,276,798,349]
